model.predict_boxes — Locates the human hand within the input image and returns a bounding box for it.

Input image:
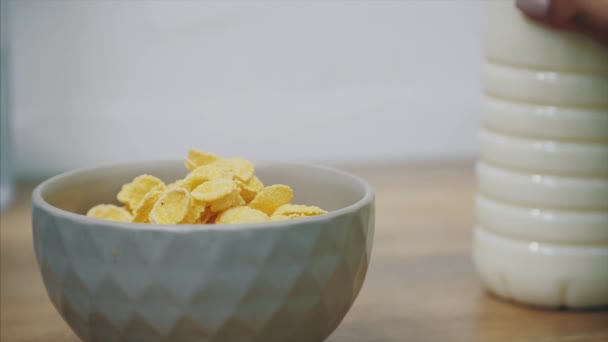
[516,0,608,45]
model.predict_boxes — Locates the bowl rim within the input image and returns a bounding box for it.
[32,160,375,232]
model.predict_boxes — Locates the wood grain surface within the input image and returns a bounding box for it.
[2,163,607,342]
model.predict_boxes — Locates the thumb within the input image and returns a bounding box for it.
[516,0,608,44]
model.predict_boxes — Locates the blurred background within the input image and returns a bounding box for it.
[1,0,482,183]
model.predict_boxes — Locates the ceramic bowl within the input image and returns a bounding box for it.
[32,161,375,342]
[474,227,608,309]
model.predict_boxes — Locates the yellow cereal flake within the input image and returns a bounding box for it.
[149,188,191,224]
[117,175,166,210]
[248,184,293,215]
[184,159,197,172]
[179,173,208,192]
[132,190,163,223]
[274,204,327,217]
[180,200,207,224]
[209,189,242,212]
[181,164,233,192]
[188,164,235,183]
[86,149,328,225]
[211,158,254,182]
[236,175,264,203]
[236,194,246,206]
[167,180,184,189]
[216,206,269,224]
[87,204,133,222]
[184,149,219,171]
[191,178,237,202]
[200,210,216,224]
[270,213,294,221]
[199,208,215,224]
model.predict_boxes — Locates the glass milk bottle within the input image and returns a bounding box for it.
[473,1,608,309]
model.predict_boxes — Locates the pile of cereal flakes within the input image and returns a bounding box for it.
[86,149,327,224]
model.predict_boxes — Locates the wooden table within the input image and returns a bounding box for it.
[2,163,607,341]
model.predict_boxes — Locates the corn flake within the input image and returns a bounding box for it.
[132,190,163,223]
[184,149,219,171]
[274,204,327,217]
[236,175,264,203]
[191,178,237,202]
[87,149,328,225]
[216,206,269,224]
[167,180,184,189]
[248,184,293,215]
[184,159,197,172]
[211,158,254,182]
[236,194,246,206]
[193,164,234,180]
[209,215,219,224]
[117,175,166,210]
[149,188,191,224]
[87,204,133,222]
[199,210,214,224]
[179,173,208,192]
[270,213,293,221]
[209,189,242,212]
[180,200,207,224]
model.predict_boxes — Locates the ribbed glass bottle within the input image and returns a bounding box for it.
[474,1,608,309]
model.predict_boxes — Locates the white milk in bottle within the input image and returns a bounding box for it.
[474,1,608,309]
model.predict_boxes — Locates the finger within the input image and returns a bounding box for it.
[576,0,608,42]
[546,0,581,28]
[515,0,552,19]
[517,0,608,44]
[516,0,582,28]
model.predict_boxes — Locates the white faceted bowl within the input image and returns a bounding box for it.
[32,161,375,342]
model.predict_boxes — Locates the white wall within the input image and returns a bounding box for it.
[7,0,482,179]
